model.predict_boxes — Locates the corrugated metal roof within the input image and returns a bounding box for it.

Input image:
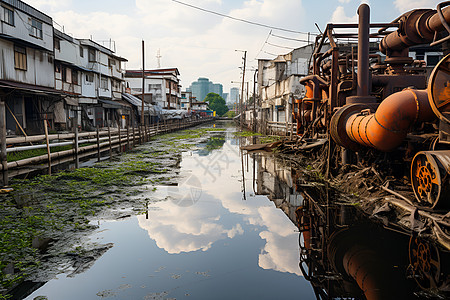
[1,0,52,24]
[0,80,61,95]
[99,99,124,109]
[122,93,157,115]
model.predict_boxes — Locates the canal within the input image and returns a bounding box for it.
[22,121,315,299]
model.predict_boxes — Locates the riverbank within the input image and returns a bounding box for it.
[0,124,227,298]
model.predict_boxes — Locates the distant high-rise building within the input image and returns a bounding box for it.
[189,77,223,101]
[229,87,239,104]
[222,93,229,103]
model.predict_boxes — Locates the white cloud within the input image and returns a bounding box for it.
[25,0,72,12]
[258,231,302,276]
[330,6,358,23]
[394,0,441,12]
[339,0,351,3]
[137,201,235,254]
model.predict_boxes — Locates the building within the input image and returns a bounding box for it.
[229,87,239,104]
[77,39,128,128]
[222,92,229,103]
[0,0,60,134]
[53,30,128,130]
[188,77,223,102]
[257,44,315,125]
[0,0,130,135]
[125,68,181,110]
[180,90,193,110]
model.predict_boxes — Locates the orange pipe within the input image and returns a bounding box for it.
[345,89,435,151]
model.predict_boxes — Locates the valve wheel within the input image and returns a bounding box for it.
[415,160,437,203]
[409,236,441,290]
[411,151,446,208]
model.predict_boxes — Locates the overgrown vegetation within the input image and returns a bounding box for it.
[7,142,95,162]
[233,130,261,137]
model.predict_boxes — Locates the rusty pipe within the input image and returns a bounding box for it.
[343,245,393,300]
[380,3,450,55]
[345,89,435,151]
[358,4,370,97]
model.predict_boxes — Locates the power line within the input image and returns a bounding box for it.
[270,33,312,43]
[172,0,309,34]
[264,51,278,56]
[265,42,295,50]
[255,30,272,59]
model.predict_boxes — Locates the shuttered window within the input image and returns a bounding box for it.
[29,18,43,39]
[3,7,14,26]
[14,45,27,70]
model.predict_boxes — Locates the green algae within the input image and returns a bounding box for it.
[233,130,261,137]
[0,125,224,296]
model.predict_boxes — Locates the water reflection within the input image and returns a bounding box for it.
[137,132,303,278]
[251,151,450,299]
[21,124,314,300]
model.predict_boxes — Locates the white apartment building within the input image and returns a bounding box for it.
[125,68,181,110]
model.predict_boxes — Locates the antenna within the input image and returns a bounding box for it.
[156,49,162,68]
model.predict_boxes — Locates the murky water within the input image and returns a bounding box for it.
[24,123,315,300]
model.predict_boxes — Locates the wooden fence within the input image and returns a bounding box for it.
[1,117,214,184]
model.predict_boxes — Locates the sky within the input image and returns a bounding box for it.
[25,0,444,93]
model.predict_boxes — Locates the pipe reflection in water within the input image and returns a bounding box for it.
[252,152,450,299]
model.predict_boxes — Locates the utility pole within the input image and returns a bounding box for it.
[141,40,145,125]
[253,69,258,132]
[237,50,247,127]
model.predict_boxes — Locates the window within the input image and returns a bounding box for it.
[88,48,96,62]
[55,62,61,73]
[29,18,43,39]
[61,67,67,82]
[54,38,60,50]
[3,7,14,26]
[100,77,108,90]
[85,73,94,83]
[79,46,84,57]
[14,45,26,70]
[108,58,115,67]
[72,70,78,85]
[427,55,441,67]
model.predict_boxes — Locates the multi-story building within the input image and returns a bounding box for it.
[229,87,239,104]
[0,0,59,134]
[0,0,130,134]
[180,90,193,110]
[257,44,315,125]
[125,68,181,110]
[77,39,128,128]
[187,77,223,102]
[53,32,128,129]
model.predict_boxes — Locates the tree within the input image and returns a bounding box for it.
[204,93,229,116]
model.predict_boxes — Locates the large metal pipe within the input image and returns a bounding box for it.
[357,4,370,97]
[345,89,435,151]
[380,4,450,55]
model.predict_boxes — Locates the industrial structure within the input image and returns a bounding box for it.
[286,3,450,298]
[236,2,450,299]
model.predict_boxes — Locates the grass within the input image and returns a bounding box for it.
[7,142,95,162]
[233,130,261,137]
[7,145,73,162]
